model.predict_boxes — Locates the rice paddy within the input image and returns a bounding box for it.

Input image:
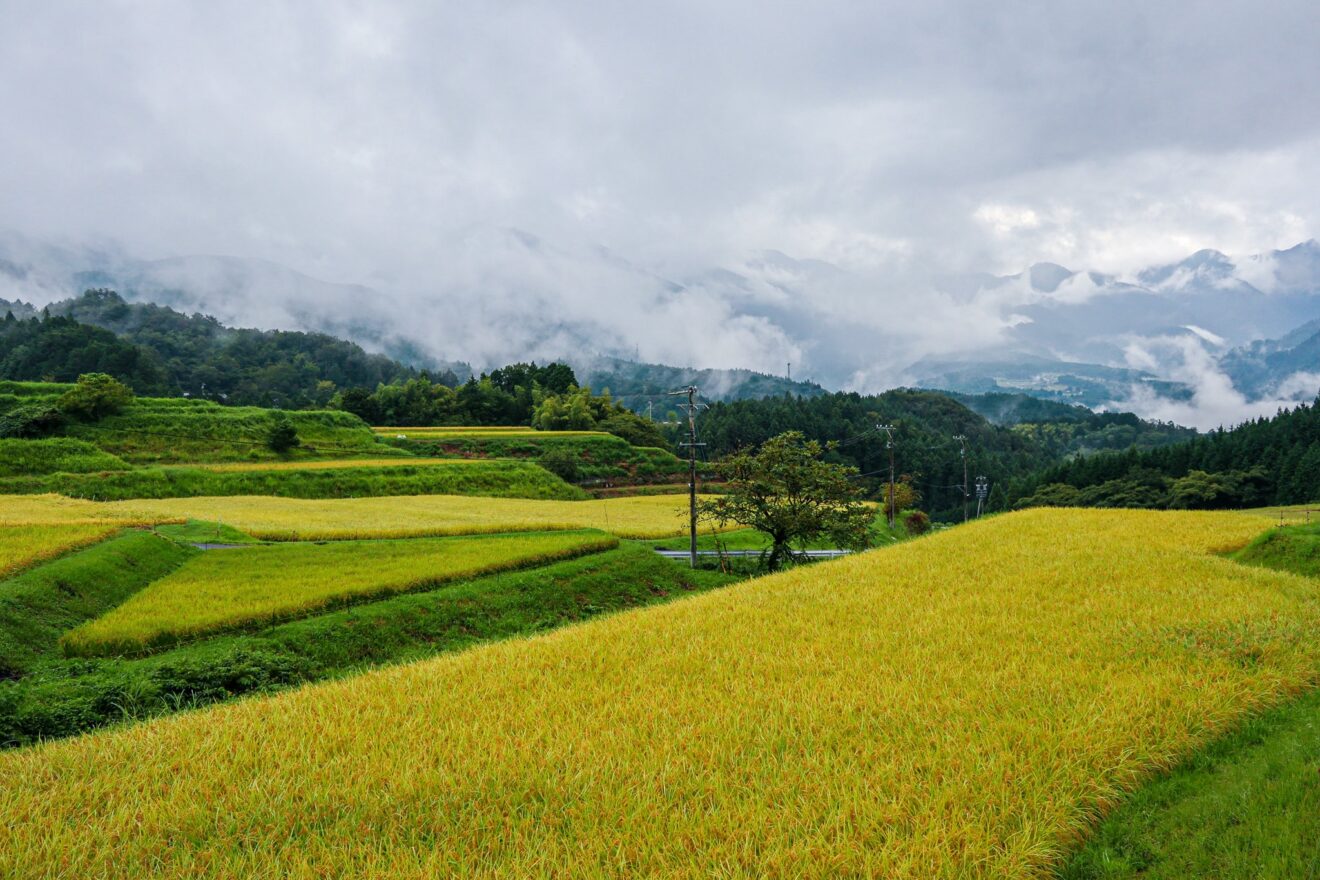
[2,509,1315,878]
[373,426,610,438]
[0,522,122,579]
[63,530,619,655]
[97,492,719,540]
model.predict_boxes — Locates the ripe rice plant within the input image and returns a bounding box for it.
[2,510,1318,877]
[101,493,717,540]
[0,494,173,527]
[63,530,618,656]
[0,523,121,580]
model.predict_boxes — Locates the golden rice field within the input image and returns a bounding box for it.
[0,493,171,527]
[4,509,1318,878]
[177,457,493,472]
[63,530,618,655]
[0,522,121,579]
[98,493,717,540]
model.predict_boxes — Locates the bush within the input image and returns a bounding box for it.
[539,448,582,483]
[266,414,301,453]
[902,510,931,536]
[0,403,66,438]
[57,373,134,421]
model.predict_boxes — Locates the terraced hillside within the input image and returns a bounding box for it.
[380,425,689,484]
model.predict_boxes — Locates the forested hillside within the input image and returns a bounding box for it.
[2,290,422,407]
[1009,398,1320,509]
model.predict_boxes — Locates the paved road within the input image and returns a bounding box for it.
[653,549,852,559]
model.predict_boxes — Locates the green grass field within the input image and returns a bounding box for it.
[0,438,127,477]
[1058,520,1320,877]
[63,530,619,655]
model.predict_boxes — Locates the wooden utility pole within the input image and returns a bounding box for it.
[668,386,703,567]
[953,435,968,523]
[878,424,896,529]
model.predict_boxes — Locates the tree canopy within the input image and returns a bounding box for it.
[698,431,874,571]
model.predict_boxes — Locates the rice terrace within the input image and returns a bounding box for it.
[5,7,1320,874]
[1,372,1320,878]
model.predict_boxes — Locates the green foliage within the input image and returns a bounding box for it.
[532,386,673,450]
[0,438,126,477]
[56,372,134,421]
[538,447,582,483]
[901,509,931,536]
[0,531,195,678]
[338,363,577,427]
[0,403,66,438]
[1011,397,1320,510]
[0,310,168,393]
[0,544,738,746]
[42,288,423,407]
[265,413,300,453]
[699,431,873,571]
[0,459,584,501]
[689,389,1047,521]
[397,432,685,484]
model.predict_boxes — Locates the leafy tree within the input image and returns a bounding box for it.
[266,414,301,454]
[698,431,873,571]
[57,373,134,421]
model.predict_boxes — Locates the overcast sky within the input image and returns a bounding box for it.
[2,0,1319,404]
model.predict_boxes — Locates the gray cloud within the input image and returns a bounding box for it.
[2,0,1319,402]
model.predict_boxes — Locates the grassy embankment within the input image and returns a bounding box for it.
[4,510,1318,877]
[1060,518,1320,878]
[1,543,737,746]
[64,530,619,656]
[0,458,583,501]
[381,426,689,483]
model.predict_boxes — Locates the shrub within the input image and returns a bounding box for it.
[57,373,134,421]
[266,414,301,453]
[0,403,66,438]
[539,448,582,483]
[902,509,931,536]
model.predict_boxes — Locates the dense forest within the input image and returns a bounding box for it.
[952,393,1199,455]
[1007,399,1320,509]
[1,290,421,407]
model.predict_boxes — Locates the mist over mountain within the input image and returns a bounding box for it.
[2,230,1317,430]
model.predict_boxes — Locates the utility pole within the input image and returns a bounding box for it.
[878,424,896,529]
[668,386,704,567]
[646,400,653,422]
[787,362,792,381]
[953,434,968,523]
[975,475,988,518]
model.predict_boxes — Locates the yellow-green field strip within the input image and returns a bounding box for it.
[96,493,723,540]
[63,530,618,655]
[3,509,1318,877]
[0,523,123,580]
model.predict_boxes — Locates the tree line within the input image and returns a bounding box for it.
[1006,398,1320,509]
